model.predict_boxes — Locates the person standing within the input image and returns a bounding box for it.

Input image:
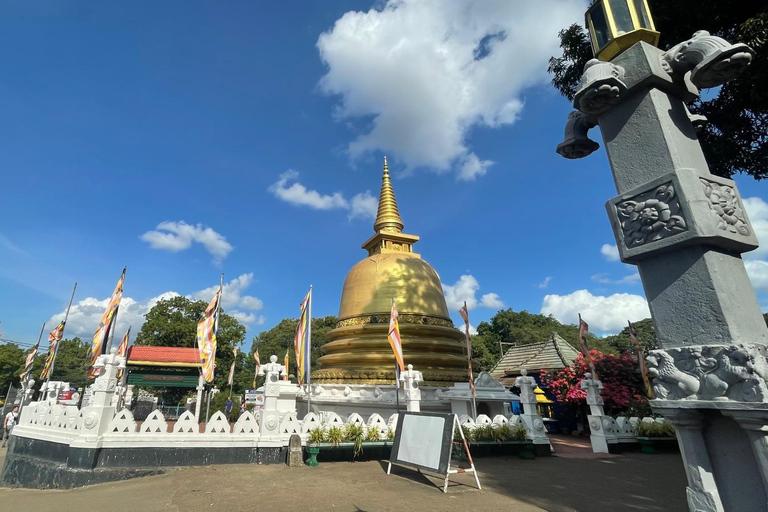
[2,406,19,448]
[225,396,233,419]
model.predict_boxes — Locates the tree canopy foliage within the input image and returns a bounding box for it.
[248,316,337,387]
[600,318,657,353]
[549,2,768,180]
[134,295,246,393]
[0,343,25,395]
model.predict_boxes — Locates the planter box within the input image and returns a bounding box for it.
[306,441,394,466]
[637,437,678,454]
[466,440,536,460]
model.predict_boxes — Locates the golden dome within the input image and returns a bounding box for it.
[314,157,468,385]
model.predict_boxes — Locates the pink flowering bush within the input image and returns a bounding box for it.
[540,350,648,415]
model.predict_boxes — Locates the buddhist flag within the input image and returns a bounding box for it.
[294,288,311,385]
[89,267,126,377]
[283,349,290,381]
[228,347,238,386]
[578,314,597,378]
[459,302,476,397]
[197,285,222,383]
[20,341,40,381]
[252,349,261,388]
[388,298,405,372]
[40,321,66,380]
[630,321,653,398]
[118,327,131,358]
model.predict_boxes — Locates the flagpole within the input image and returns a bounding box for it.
[46,282,77,388]
[462,302,478,420]
[306,285,312,414]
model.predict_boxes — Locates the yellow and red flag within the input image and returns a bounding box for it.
[629,321,653,398]
[283,349,290,381]
[388,298,405,372]
[89,268,126,377]
[116,327,131,380]
[40,321,66,380]
[197,285,222,383]
[293,288,311,385]
[252,349,261,388]
[20,341,40,381]
[228,347,238,386]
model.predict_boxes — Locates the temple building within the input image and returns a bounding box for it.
[314,157,468,385]
[304,158,517,417]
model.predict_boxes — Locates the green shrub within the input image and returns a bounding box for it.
[308,427,325,445]
[387,428,394,440]
[637,421,675,438]
[326,426,344,446]
[365,428,381,442]
[343,423,365,456]
[509,423,528,441]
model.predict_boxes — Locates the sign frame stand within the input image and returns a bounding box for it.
[387,414,481,493]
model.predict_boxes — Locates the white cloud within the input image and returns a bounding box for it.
[141,221,233,263]
[746,260,768,292]
[317,0,582,179]
[349,191,378,220]
[0,233,26,255]
[744,197,768,261]
[600,244,620,262]
[47,273,265,339]
[269,171,377,220]
[187,273,264,312]
[591,272,641,285]
[442,274,504,311]
[269,170,348,210]
[541,289,650,333]
[538,276,552,289]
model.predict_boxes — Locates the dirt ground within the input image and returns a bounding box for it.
[0,436,688,512]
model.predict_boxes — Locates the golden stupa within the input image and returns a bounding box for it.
[314,157,468,386]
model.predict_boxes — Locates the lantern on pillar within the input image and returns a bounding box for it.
[586,0,659,61]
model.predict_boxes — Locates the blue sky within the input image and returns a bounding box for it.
[1,1,766,350]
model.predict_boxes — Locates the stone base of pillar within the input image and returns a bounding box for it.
[587,415,619,454]
[655,400,768,512]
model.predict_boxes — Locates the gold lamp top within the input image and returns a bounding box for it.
[586,0,659,61]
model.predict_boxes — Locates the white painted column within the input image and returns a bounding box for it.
[514,369,550,447]
[580,373,618,453]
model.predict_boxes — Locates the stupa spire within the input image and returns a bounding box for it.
[373,156,404,234]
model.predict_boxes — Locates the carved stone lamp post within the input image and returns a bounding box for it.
[557,4,766,511]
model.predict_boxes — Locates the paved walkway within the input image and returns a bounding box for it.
[0,436,688,512]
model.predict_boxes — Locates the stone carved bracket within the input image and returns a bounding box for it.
[616,183,687,248]
[700,179,751,236]
[662,31,755,89]
[607,169,758,263]
[647,344,768,402]
[556,111,599,160]
[574,59,627,116]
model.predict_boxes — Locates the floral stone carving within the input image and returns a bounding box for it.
[647,344,768,402]
[616,183,687,248]
[700,179,750,236]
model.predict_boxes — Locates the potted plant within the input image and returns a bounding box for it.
[636,421,676,454]
[306,427,325,467]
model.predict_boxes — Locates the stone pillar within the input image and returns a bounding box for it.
[558,31,765,509]
[22,379,36,406]
[580,373,617,453]
[514,369,550,447]
[400,364,423,412]
[69,348,125,469]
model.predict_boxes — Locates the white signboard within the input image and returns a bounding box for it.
[245,389,264,405]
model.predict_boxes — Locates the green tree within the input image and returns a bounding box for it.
[0,343,24,396]
[549,2,768,180]
[248,316,338,388]
[45,337,91,389]
[134,296,246,396]
[602,318,657,353]
[470,309,614,372]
